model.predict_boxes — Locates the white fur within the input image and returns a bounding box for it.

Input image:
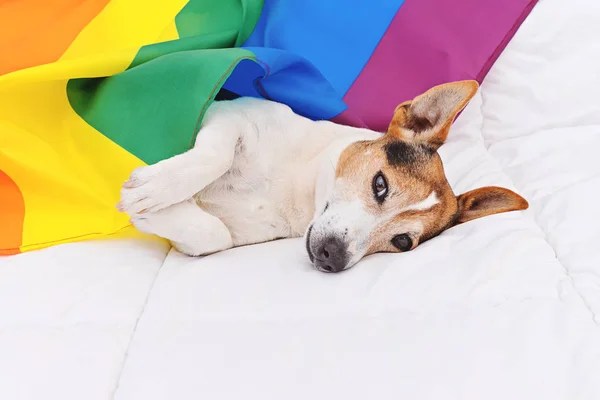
[400,191,439,213]
[118,97,379,256]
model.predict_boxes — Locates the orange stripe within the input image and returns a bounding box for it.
[0,0,110,76]
[0,170,25,255]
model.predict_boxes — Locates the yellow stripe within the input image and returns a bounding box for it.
[61,0,184,59]
[0,0,184,86]
[156,20,180,44]
[0,80,146,248]
[0,0,184,251]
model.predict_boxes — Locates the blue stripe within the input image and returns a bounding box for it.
[222,48,348,120]
[221,0,405,121]
[243,0,404,96]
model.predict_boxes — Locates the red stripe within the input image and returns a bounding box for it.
[0,171,25,255]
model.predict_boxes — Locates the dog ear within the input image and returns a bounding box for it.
[455,186,529,224]
[386,80,479,150]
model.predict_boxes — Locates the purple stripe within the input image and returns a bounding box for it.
[330,108,367,128]
[338,0,538,132]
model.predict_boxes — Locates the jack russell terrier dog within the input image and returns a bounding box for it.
[117,80,528,272]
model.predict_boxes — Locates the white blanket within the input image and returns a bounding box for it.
[1,0,599,398]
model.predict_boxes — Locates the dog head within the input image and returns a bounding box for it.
[305,80,528,272]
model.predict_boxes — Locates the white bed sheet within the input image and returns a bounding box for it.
[2,0,600,399]
[0,239,169,400]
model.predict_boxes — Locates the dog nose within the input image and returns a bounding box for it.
[314,237,349,273]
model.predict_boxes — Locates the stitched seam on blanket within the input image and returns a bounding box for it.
[109,247,171,399]
[479,88,599,326]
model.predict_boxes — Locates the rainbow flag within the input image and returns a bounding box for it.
[0,0,537,255]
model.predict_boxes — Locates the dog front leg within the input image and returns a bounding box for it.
[118,123,240,215]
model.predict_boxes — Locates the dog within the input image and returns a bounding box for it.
[117,80,528,272]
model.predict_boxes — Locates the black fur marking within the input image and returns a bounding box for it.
[384,141,434,167]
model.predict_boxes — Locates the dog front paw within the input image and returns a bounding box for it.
[117,164,183,215]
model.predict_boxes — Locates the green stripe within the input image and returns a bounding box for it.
[175,0,262,46]
[66,0,263,165]
[67,49,255,165]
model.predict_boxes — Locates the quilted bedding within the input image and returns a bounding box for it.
[1,0,599,399]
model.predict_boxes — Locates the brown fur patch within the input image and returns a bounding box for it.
[456,186,529,224]
[336,135,459,256]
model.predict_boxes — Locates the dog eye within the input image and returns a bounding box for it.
[391,234,412,251]
[372,172,388,202]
